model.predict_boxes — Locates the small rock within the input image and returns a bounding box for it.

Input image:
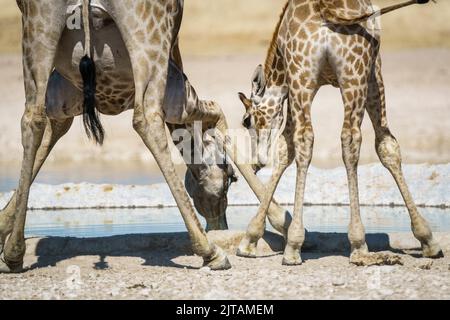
[127,283,146,290]
[109,287,121,296]
[418,259,433,270]
[332,278,346,287]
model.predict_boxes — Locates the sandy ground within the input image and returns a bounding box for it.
[0,231,449,300]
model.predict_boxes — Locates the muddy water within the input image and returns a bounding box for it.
[24,206,450,238]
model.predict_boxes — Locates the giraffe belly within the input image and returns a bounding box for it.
[54,7,135,116]
[46,71,83,120]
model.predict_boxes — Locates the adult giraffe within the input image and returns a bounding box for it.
[237,0,443,265]
[0,0,293,273]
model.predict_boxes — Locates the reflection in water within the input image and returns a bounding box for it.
[25,206,450,238]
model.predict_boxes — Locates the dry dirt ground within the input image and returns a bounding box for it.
[0,231,449,300]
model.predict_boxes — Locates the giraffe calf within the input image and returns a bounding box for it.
[236,0,443,265]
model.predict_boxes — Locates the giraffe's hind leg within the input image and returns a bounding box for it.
[0,117,73,260]
[0,2,67,272]
[366,60,443,259]
[0,70,77,257]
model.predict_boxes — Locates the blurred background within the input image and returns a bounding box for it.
[0,0,449,191]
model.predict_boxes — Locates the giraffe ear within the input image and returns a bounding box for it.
[238,92,252,111]
[251,65,266,97]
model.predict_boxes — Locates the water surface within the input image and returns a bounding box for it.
[25,206,450,238]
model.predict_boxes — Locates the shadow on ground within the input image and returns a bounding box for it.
[26,230,423,271]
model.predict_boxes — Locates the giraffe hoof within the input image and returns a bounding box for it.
[422,241,444,259]
[282,244,303,266]
[0,255,23,274]
[236,248,257,259]
[282,256,303,266]
[236,236,257,258]
[203,246,232,271]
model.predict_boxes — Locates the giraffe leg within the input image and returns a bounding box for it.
[183,99,292,237]
[339,85,369,262]
[215,130,293,238]
[0,4,66,273]
[237,162,291,257]
[366,64,443,259]
[0,118,73,255]
[282,90,315,266]
[133,97,230,269]
[104,1,230,270]
[237,132,294,257]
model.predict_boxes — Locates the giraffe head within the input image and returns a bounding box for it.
[186,161,237,231]
[239,65,287,171]
[185,130,237,231]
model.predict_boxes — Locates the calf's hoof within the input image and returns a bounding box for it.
[236,238,257,258]
[282,256,303,266]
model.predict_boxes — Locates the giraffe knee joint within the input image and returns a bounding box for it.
[21,109,47,131]
[377,135,402,169]
[295,130,314,164]
[132,116,146,134]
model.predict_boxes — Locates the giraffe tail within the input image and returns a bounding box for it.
[79,0,104,145]
[321,0,435,26]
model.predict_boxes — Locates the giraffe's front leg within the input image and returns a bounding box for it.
[214,129,292,238]
[188,99,293,238]
[134,103,230,270]
[106,0,230,270]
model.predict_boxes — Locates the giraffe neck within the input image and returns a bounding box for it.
[262,1,290,104]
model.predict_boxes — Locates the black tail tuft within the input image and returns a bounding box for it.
[79,55,104,145]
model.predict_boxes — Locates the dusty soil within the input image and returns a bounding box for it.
[0,231,449,300]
